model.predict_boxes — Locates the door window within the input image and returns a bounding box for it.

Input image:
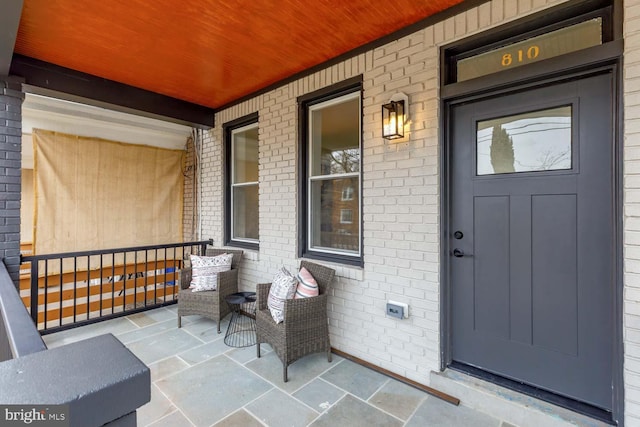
[476,106,572,175]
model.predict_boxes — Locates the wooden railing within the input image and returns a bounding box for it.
[20,242,33,256]
[20,239,212,334]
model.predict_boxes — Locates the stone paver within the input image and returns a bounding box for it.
[44,308,505,427]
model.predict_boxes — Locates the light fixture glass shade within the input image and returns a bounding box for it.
[382,100,405,139]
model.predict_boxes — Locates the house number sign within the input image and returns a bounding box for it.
[457,18,602,82]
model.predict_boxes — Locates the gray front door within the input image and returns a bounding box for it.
[449,72,614,411]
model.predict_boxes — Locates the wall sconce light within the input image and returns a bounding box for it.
[382,93,409,140]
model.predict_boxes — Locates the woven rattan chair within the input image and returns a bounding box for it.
[256,260,335,382]
[177,248,243,333]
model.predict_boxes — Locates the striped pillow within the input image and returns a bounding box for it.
[294,267,319,299]
[267,267,298,323]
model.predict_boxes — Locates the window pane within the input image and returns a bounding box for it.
[233,126,258,183]
[340,209,353,223]
[233,184,259,240]
[310,177,359,253]
[310,96,360,176]
[477,106,572,175]
[341,185,354,201]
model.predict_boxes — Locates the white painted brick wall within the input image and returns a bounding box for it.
[183,135,196,242]
[190,1,640,406]
[625,1,640,425]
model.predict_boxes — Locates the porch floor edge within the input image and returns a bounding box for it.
[430,368,612,427]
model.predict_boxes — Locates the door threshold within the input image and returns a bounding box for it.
[448,362,614,425]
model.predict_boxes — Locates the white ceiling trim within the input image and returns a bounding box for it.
[21,93,193,169]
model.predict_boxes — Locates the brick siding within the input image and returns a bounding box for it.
[183,133,197,242]
[192,0,574,386]
[0,78,23,285]
[192,2,640,419]
[624,1,640,424]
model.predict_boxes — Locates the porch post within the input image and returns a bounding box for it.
[0,77,23,286]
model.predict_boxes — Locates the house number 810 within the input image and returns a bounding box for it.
[501,45,540,67]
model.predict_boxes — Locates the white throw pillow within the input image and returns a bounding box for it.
[267,267,298,323]
[191,274,219,292]
[189,253,233,291]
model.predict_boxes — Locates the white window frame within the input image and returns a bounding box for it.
[307,91,361,257]
[230,122,259,244]
[340,209,353,224]
[341,186,354,201]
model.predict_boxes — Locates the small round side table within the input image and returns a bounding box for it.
[224,291,257,347]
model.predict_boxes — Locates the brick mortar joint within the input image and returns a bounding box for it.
[1,88,25,100]
[0,76,25,93]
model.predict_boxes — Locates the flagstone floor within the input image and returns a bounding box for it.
[43,306,510,427]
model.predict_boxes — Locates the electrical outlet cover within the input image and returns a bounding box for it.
[387,300,409,319]
[386,303,404,319]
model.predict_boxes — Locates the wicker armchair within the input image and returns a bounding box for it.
[256,261,335,382]
[177,248,243,333]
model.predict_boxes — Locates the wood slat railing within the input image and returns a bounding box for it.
[21,239,212,334]
[19,259,181,290]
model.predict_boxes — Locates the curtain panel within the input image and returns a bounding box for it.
[33,129,184,267]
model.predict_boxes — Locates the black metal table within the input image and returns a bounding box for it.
[224,291,257,347]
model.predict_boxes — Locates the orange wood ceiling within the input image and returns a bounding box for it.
[14,0,464,109]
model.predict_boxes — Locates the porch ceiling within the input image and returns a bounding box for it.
[13,0,464,110]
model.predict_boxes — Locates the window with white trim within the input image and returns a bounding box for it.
[340,209,353,224]
[341,185,354,201]
[300,87,362,265]
[225,118,259,248]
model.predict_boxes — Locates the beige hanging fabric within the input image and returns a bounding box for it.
[20,168,34,245]
[33,129,184,270]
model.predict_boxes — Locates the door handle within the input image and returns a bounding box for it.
[452,248,472,258]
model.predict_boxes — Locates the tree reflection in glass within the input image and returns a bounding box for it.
[477,106,571,175]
